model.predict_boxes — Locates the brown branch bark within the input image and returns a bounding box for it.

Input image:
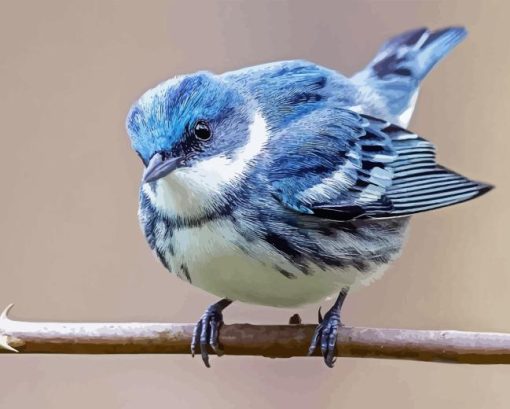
[1,304,510,364]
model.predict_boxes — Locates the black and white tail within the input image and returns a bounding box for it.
[352,27,467,127]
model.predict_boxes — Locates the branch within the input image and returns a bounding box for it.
[1,304,510,364]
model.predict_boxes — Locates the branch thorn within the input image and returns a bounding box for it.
[0,335,18,352]
[1,303,14,321]
[0,304,18,352]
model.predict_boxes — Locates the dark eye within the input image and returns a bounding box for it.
[193,120,212,141]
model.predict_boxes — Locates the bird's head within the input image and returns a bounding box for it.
[126,72,268,218]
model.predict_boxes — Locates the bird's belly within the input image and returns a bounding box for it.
[163,219,387,307]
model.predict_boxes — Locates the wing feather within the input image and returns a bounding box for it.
[268,109,492,221]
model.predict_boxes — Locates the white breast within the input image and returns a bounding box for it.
[165,218,380,307]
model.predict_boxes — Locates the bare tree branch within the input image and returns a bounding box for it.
[1,304,510,363]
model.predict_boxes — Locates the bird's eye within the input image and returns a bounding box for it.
[193,120,212,141]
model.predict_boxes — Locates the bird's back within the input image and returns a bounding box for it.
[222,27,468,129]
[222,60,363,128]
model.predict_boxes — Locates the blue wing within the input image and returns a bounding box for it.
[267,108,492,220]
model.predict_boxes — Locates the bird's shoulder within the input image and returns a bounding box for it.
[260,107,367,214]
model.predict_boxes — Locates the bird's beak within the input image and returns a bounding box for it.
[142,153,184,184]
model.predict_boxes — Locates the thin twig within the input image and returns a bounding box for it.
[1,304,509,363]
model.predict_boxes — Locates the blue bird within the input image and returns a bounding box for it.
[126,27,492,367]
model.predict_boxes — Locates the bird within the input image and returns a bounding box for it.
[125,26,492,368]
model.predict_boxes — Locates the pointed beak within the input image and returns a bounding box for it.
[142,153,184,184]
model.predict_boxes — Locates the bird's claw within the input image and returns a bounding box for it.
[308,307,342,368]
[191,304,225,367]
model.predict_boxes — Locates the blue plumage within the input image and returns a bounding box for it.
[353,26,467,120]
[127,72,252,164]
[368,26,467,80]
[126,26,492,367]
[267,109,490,219]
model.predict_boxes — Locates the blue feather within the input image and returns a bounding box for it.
[352,26,468,120]
[265,109,492,220]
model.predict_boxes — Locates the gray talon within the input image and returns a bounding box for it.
[191,299,232,367]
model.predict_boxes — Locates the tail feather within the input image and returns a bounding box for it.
[368,26,467,81]
[352,27,467,127]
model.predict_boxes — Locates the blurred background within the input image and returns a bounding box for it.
[0,0,507,407]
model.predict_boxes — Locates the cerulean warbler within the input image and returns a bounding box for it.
[126,26,492,367]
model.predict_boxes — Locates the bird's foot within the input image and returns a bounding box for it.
[191,299,231,367]
[308,307,343,368]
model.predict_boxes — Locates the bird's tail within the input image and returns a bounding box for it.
[352,27,467,126]
[363,26,467,81]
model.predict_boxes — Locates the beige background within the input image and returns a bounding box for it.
[0,0,508,407]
